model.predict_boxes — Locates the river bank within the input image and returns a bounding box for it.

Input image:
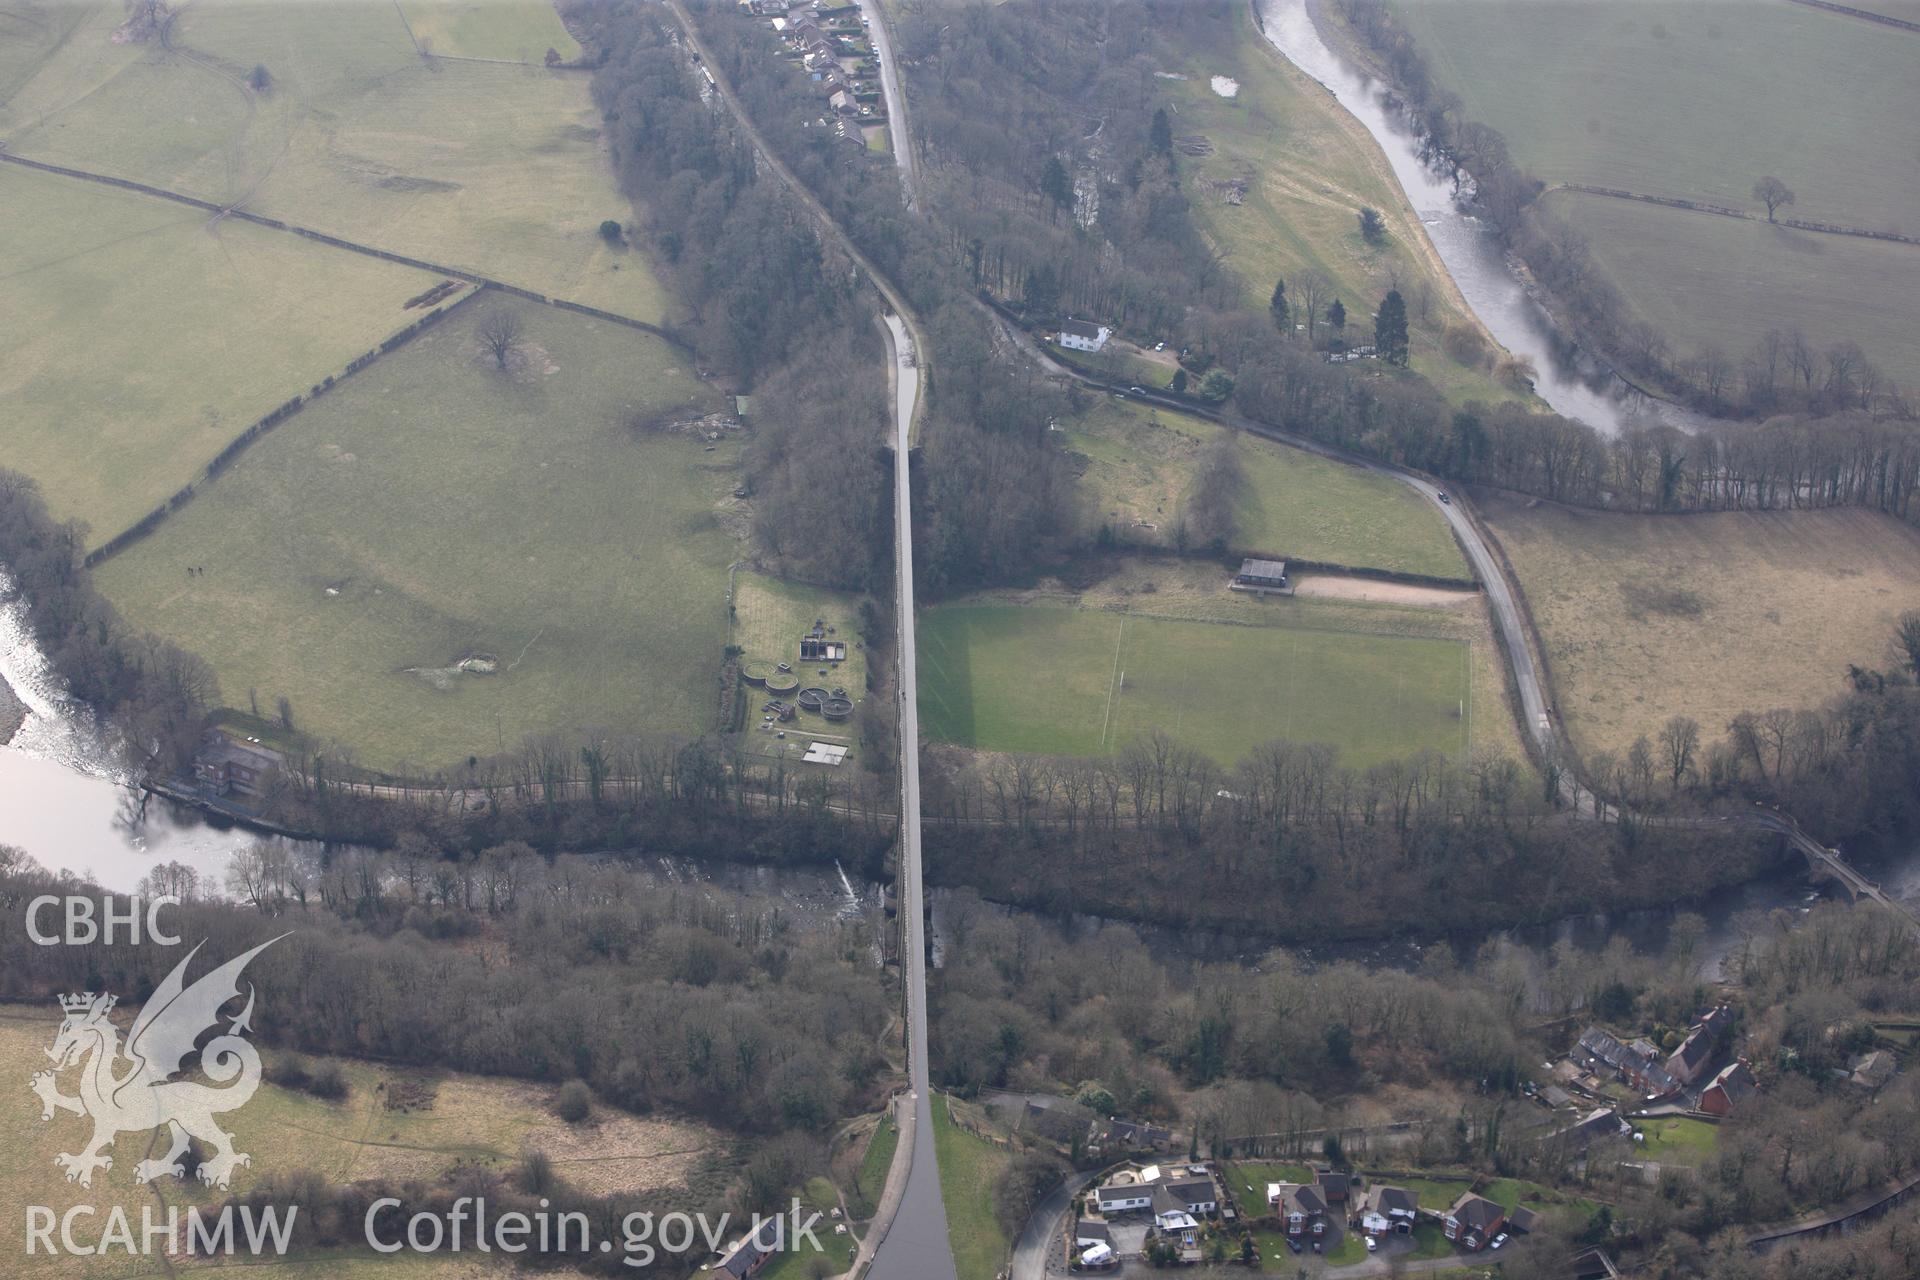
[1257,0,1709,433]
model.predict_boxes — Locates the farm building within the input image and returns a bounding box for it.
[1231,557,1292,595]
[1057,319,1112,352]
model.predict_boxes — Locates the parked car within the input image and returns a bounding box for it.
[1491,1233,1509,1250]
[1366,1237,1378,1253]
[1284,1237,1302,1254]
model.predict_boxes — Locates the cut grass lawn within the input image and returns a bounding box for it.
[732,569,872,711]
[0,162,446,538]
[1162,2,1532,408]
[932,1097,1012,1280]
[397,0,584,63]
[0,1005,708,1280]
[1635,1115,1720,1165]
[1221,1160,1315,1222]
[0,0,669,324]
[95,298,733,773]
[1064,397,1470,580]
[1544,188,1920,389]
[1477,491,1920,757]
[918,596,1472,767]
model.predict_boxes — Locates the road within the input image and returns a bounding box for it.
[855,0,917,209]
[1009,1170,1096,1280]
[864,317,956,1280]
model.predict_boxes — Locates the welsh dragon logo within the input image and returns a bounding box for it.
[30,936,286,1189]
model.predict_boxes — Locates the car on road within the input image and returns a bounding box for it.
[1437,491,1451,503]
[1128,385,1147,396]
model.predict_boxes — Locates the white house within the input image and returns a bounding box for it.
[1057,319,1112,352]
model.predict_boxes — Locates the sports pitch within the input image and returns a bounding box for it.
[918,599,1474,767]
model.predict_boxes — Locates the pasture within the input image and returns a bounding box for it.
[1478,492,1920,757]
[1543,189,1920,389]
[1390,0,1920,234]
[918,590,1476,768]
[0,0,669,323]
[95,298,734,773]
[1162,3,1531,407]
[1389,0,1920,384]
[1065,398,1470,580]
[397,0,585,63]
[0,163,445,538]
[0,1006,707,1280]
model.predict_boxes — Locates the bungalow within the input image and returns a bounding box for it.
[1091,1117,1174,1154]
[1267,1182,1327,1238]
[1355,1184,1418,1235]
[1698,1060,1758,1116]
[1056,318,1111,352]
[1546,1106,1628,1151]
[1152,1184,1199,1234]
[1443,1191,1506,1251]
[1093,1178,1153,1215]
[1850,1049,1898,1092]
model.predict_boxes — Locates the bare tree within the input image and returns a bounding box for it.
[480,311,523,371]
[1752,175,1795,223]
[1296,269,1332,344]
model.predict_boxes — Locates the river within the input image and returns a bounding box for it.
[1254,0,1706,433]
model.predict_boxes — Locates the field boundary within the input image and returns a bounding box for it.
[1549,183,1920,249]
[1783,0,1920,33]
[83,287,487,566]
[0,150,693,349]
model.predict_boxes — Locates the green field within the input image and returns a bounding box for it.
[756,1176,857,1279]
[0,163,447,537]
[0,0,668,324]
[1391,0,1920,233]
[398,0,584,63]
[847,1111,899,1218]
[1388,0,1920,383]
[95,297,733,772]
[1163,3,1532,407]
[1544,189,1920,387]
[932,1099,1012,1280]
[917,599,1473,767]
[1066,399,1469,579]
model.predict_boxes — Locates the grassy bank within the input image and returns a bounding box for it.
[931,1098,1011,1280]
[1065,398,1470,580]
